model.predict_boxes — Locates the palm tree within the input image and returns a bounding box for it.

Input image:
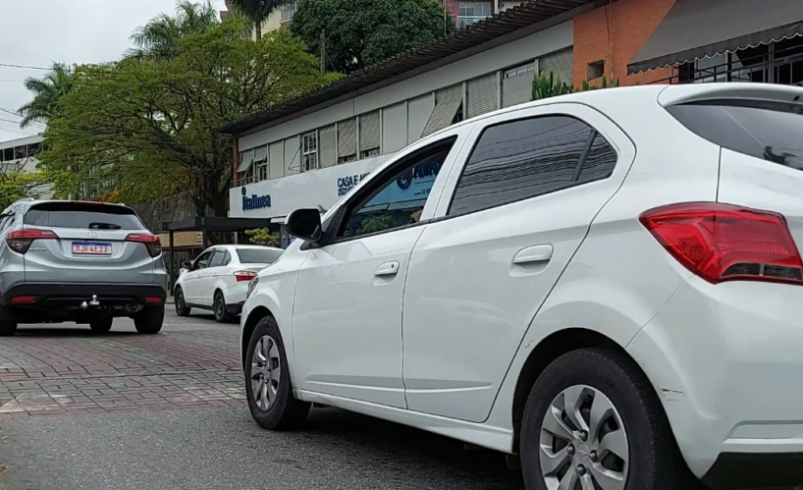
[17,63,75,129]
[228,0,294,40]
[128,0,220,60]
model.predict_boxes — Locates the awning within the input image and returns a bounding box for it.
[628,0,803,75]
[237,150,254,173]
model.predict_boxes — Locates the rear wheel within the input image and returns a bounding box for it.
[245,316,310,431]
[0,307,17,337]
[174,287,190,316]
[134,305,164,334]
[520,347,701,490]
[90,316,113,333]
[213,291,234,323]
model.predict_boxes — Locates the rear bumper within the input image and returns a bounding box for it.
[703,452,803,489]
[0,282,167,307]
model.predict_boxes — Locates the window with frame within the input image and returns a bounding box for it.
[457,2,491,28]
[301,132,319,172]
[3,148,13,161]
[280,3,296,21]
[254,146,268,181]
[336,138,456,240]
[193,250,213,270]
[208,250,225,268]
[14,146,26,160]
[448,116,617,216]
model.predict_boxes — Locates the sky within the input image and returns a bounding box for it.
[0,0,227,142]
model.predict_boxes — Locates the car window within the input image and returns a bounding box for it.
[448,116,601,216]
[666,99,803,170]
[194,251,213,270]
[337,139,455,239]
[236,248,282,264]
[578,133,617,183]
[221,250,231,266]
[208,250,225,268]
[24,202,146,230]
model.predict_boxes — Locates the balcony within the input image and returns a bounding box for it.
[652,41,803,86]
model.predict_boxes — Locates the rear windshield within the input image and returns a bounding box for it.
[666,99,803,170]
[24,202,146,230]
[236,248,283,264]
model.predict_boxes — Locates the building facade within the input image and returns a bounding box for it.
[0,135,52,199]
[224,0,803,241]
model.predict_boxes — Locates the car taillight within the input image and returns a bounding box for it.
[639,202,803,285]
[234,270,258,282]
[125,233,162,257]
[6,229,57,254]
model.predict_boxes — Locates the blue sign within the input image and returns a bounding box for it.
[241,186,271,211]
[337,172,371,196]
[368,159,442,207]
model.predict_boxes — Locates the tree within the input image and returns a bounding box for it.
[0,171,45,209]
[245,228,280,246]
[17,63,76,128]
[37,18,329,217]
[531,72,620,101]
[128,0,220,60]
[229,0,294,40]
[291,0,453,74]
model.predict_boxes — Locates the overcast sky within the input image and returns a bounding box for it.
[0,0,227,142]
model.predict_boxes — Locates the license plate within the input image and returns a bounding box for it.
[72,242,112,255]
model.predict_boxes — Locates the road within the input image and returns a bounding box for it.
[0,310,524,490]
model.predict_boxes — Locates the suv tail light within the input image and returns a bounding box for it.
[639,202,803,285]
[6,229,58,254]
[234,270,258,282]
[125,233,162,257]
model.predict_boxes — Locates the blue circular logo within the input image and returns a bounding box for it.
[241,187,247,196]
[396,169,413,190]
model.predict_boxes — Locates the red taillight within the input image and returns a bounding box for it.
[144,296,163,304]
[6,229,57,254]
[639,202,803,285]
[125,233,162,257]
[10,296,37,304]
[234,270,258,282]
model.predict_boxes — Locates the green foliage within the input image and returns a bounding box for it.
[245,228,280,247]
[17,63,76,128]
[356,213,395,236]
[229,0,294,39]
[128,0,221,60]
[0,172,45,209]
[291,0,454,74]
[532,72,620,101]
[37,19,328,216]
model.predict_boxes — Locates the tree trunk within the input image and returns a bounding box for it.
[254,21,262,40]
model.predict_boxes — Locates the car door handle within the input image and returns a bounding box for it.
[512,245,553,265]
[374,261,400,277]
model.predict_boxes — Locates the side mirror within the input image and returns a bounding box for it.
[182,261,192,270]
[286,208,322,242]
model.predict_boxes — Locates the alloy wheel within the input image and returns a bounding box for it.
[250,335,281,411]
[539,385,629,490]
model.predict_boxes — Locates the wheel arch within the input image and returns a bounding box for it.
[241,305,276,371]
[510,328,648,450]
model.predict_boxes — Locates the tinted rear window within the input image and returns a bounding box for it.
[24,202,146,230]
[236,248,283,264]
[667,99,803,170]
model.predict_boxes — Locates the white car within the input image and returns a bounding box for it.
[173,244,282,323]
[240,83,803,490]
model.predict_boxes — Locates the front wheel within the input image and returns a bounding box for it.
[134,305,164,334]
[244,316,310,431]
[174,287,191,317]
[520,347,701,490]
[213,291,234,323]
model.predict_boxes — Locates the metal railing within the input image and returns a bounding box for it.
[651,45,803,86]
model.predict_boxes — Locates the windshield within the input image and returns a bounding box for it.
[666,99,803,170]
[24,202,146,230]
[236,248,283,264]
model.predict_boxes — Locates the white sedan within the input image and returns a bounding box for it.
[174,245,283,323]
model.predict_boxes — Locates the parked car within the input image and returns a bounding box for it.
[239,83,803,490]
[0,199,167,336]
[174,244,283,323]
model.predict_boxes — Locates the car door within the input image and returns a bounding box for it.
[402,104,635,422]
[183,249,212,304]
[291,133,467,408]
[199,248,225,306]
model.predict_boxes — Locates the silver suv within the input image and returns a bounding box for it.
[0,199,168,336]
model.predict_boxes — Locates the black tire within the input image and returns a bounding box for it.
[244,315,310,431]
[213,291,234,324]
[174,287,191,317]
[0,307,17,337]
[90,316,113,333]
[133,305,164,334]
[520,347,702,490]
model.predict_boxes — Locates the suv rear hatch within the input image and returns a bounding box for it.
[19,201,160,284]
[661,84,803,284]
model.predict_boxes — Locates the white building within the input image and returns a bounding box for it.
[0,135,52,199]
[223,1,588,233]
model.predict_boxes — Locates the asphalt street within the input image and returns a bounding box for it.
[0,311,524,490]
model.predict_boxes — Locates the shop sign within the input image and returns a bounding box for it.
[241,186,272,211]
